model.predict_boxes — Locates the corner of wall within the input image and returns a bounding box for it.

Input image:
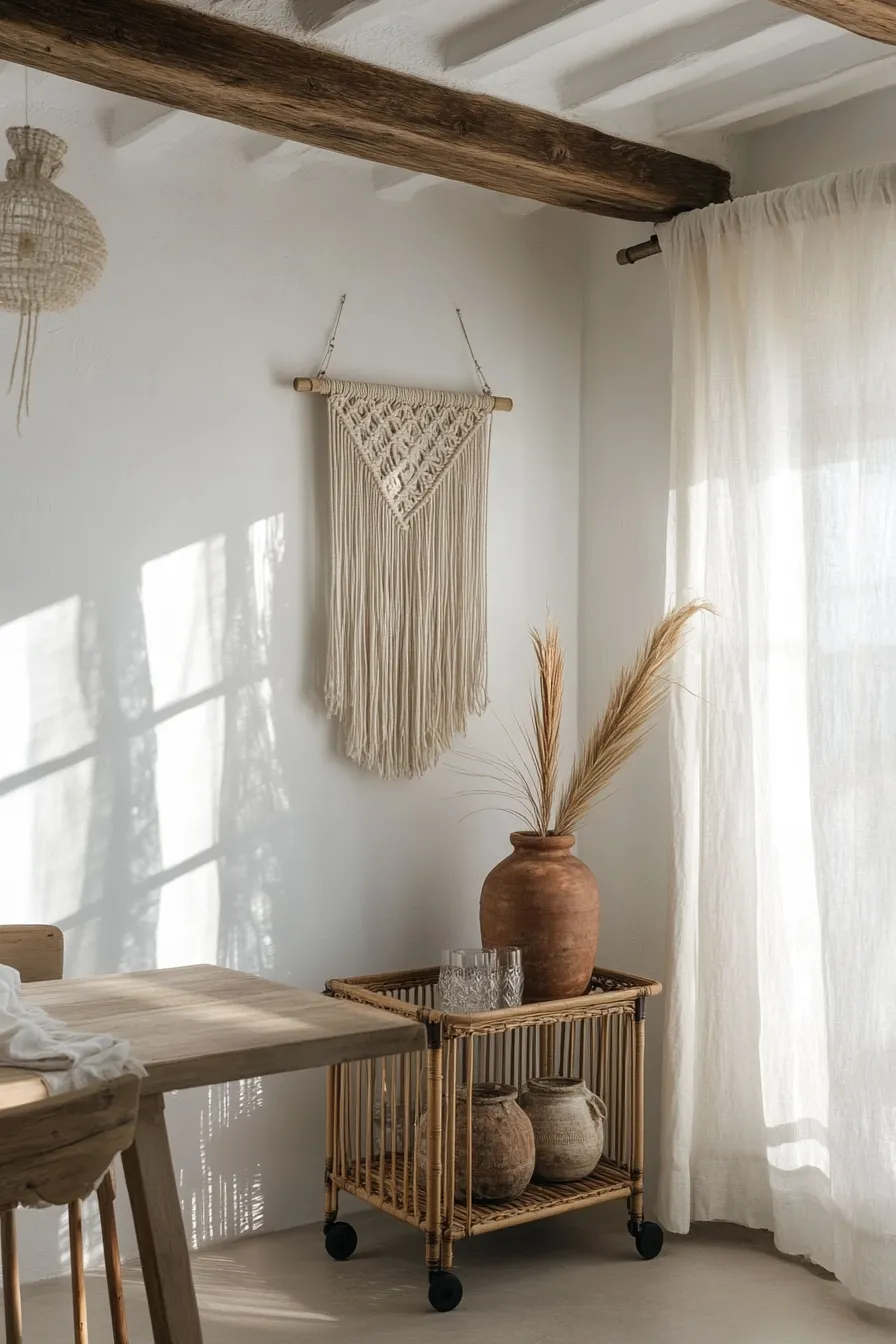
[576,214,673,974]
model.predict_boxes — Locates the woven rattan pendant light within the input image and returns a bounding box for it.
[0,126,107,431]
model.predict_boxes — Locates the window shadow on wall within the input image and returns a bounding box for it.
[0,512,297,1266]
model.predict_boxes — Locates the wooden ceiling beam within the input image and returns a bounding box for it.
[772,1,896,43]
[0,0,730,221]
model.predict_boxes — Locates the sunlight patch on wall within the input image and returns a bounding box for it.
[143,536,226,711]
[154,698,225,870]
[155,860,221,969]
[0,596,93,777]
[0,757,95,925]
[248,514,282,641]
[0,596,96,925]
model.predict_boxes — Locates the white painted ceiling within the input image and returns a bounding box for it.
[1,0,894,211]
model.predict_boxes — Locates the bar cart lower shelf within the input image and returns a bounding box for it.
[323,965,664,1313]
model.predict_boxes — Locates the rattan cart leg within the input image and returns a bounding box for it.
[425,1021,444,1276]
[630,997,646,1230]
[538,1023,554,1076]
[325,1066,338,1225]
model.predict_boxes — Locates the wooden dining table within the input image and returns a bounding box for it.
[3,964,425,1344]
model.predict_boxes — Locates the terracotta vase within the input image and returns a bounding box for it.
[479,832,599,1002]
[520,1077,607,1183]
[418,1083,535,1202]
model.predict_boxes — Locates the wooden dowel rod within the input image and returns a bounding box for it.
[293,376,513,412]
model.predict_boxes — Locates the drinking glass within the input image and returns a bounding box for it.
[496,946,524,1008]
[439,948,498,1013]
[439,949,459,1012]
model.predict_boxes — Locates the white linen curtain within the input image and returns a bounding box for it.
[656,166,896,1309]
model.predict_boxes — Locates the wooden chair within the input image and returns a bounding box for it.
[0,1076,140,1343]
[0,926,132,1344]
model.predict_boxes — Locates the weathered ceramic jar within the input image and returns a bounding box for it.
[418,1083,535,1202]
[480,832,599,1002]
[520,1077,607,1183]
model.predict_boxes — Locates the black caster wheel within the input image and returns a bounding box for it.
[428,1271,464,1313]
[627,1217,638,1236]
[635,1221,664,1260]
[324,1221,358,1261]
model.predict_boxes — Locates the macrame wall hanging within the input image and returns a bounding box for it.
[295,301,512,779]
[0,125,107,431]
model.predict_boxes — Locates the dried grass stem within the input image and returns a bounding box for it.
[460,600,710,835]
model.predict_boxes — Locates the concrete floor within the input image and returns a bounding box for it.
[19,1206,896,1343]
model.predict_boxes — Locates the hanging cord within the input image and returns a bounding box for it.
[313,296,495,399]
[6,69,34,435]
[8,305,39,435]
[317,293,347,378]
[455,307,491,396]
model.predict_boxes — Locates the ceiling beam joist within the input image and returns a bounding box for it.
[373,167,443,202]
[563,6,826,114]
[109,97,191,151]
[0,0,730,221]
[499,196,546,217]
[445,0,655,79]
[772,0,896,43]
[248,135,330,178]
[657,30,895,134]
[297,0,428,37]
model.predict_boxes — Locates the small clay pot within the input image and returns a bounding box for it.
[480,832,599,1002]
[520,1077,607,1183]
[418,1082,535,1202]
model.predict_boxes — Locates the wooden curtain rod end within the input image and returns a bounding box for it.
[616,235,662,266]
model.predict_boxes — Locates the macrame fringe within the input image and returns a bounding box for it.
[7,302,39,434]
[326,394,490,779]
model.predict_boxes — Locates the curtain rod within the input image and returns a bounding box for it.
[616,234,661,266]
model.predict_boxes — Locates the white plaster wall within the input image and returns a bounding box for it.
[737,84,896,193]
[578,218,672,1203]
[0,85,585,1281]
[578,88,894,1204]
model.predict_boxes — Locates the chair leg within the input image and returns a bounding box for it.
[1,1210,23,1344]
[97,1173,128,1344]
[67,1201,88,1344]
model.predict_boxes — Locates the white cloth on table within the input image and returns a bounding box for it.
[0,963,146,1093]
[0,963,146,1206]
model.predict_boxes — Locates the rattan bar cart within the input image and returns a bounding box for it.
[322,965,664,1313]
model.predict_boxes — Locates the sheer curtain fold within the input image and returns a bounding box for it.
[657,165,896,1309]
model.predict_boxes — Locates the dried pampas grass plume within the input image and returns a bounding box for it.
[458,600,711,835]
[554,599,712,834]
[527,619,563,835]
